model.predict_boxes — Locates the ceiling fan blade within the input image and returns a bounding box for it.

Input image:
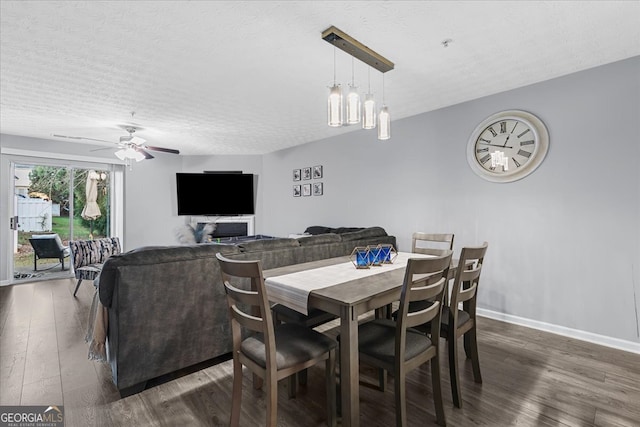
[145,145,180,155]
[137,147,155,160]
[53,134,115,144]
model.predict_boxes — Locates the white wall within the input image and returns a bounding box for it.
[262,57,640,344]
[122,153,184,251]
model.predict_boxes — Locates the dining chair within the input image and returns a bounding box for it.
[349,252,452,427]
[411,232,455,256]
[271,304,337,396]
[427,242,488,409]
[381,232,456,323]
[216,253,337,427]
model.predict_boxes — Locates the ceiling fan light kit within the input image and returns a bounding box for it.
[115,147,145,163]
[322,26,394,140]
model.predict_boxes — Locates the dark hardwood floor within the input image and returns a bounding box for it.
[1,278,639,426]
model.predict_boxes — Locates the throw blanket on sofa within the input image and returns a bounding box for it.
[86,290,108,362]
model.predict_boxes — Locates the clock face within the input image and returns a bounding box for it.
[467,110,549,183]
[474,119,536,173]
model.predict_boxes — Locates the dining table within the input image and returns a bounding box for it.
[264,251,448,427]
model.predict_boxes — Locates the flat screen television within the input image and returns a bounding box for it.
[176,173,255,216]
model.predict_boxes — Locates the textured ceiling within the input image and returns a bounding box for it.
[1,1,639,156]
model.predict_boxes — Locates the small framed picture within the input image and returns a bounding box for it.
[313,182,323,196]
[313,165,323,179]
[293,169,301,181]
[302,183,312,196]
[293,185,301,197]
[302,167,312,180]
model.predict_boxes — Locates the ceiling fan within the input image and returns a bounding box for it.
[52,115,180,164]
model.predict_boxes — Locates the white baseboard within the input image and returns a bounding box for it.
[477,308,640,355]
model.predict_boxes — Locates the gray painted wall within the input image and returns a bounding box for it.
[261,57,640,343]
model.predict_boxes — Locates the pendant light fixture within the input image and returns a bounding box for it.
[378,73,390,140]
[362,67,376,129]
[322,26,394,138]
[327,47,343,127]
[346,57,361,125]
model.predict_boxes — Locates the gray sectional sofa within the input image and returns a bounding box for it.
[97,226,396,396]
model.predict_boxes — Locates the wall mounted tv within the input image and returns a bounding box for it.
[176,173,255,216]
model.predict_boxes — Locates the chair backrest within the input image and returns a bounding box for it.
[216,253,276,367]
[411,232,455,256]
[70,237,121,269]
[29,234,65,258]
[396,251,452,357]
[449,242,488,319]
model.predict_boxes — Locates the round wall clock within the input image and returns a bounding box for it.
[466,110,549,183]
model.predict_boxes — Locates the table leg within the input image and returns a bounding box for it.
[340,305,359,427]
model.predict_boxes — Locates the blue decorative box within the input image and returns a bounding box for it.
[378,244,397,264]
[367,245,383,266]
[350,247,371,269]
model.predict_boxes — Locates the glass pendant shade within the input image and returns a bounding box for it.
[362,93,376,129]
[346,84,361,125]
[378,105,390,140]
[327,84,343,127]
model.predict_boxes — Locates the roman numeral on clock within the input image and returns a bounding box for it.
[520,140,534,146]
[517,149,532,158]
[476,147,489,153]
[500,121,507,133]
[517,128,531,138]
[480,154,491,164]
[488,127,497,137]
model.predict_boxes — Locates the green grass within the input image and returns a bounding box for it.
[14,216,100,268]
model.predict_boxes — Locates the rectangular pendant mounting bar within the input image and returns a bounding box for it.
[322,26,394,73]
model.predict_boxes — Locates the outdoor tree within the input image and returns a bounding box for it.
[28,166,70,214]
[28,166,110,237]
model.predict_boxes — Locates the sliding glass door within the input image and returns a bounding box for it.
[8,159,118,284]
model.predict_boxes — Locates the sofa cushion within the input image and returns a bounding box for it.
[297,233,342,246]
[333,227,365,234]
[238,238,300,253]
[340,227,388,241]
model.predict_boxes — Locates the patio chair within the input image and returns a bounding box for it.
[29,234,71,271]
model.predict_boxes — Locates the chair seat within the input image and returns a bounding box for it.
[357,318,434,365]
[241,323,337,370]
[440,306,471,331]
[76,264,103,281]
[271,304,337,328]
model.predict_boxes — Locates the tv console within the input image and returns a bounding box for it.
[190,215,255,238]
